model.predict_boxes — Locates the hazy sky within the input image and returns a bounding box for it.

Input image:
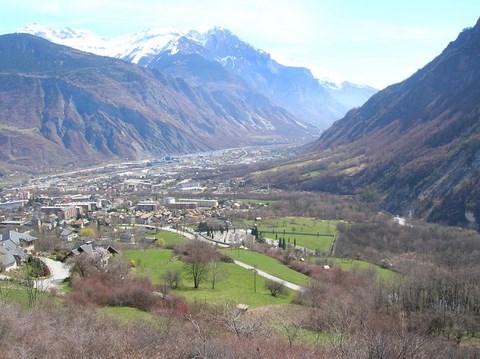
[1,0,479,89]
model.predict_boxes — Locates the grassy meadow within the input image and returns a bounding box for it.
[123,248,296,307]
[220,248,309,286]
[235,217,338,252]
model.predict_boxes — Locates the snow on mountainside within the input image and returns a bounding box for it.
[18,23,180,62]
[17,24,267,67]
[18,24,377,128]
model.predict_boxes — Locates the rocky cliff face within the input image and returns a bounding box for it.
[0,34,310,173]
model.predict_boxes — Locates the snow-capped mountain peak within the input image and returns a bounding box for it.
[18,23,87,40]
[17,24,377,128]
[18,23,119,57]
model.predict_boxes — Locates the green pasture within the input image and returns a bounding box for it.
[179,262,295,307]
[314,257,397,281]
[99,306,154,322]
[123,249,295,307]
[300,170,322,179]
[0,280,55,307]
[252,217,337,236]
[220,248,309,287]
[251,158,323,177]
[146,229,188,246]
[124,248,183,284]
[235,217,338,252]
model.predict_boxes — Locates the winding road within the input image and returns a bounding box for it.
[233,260,303,292]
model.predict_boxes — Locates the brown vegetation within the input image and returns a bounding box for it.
[334,214,480,268]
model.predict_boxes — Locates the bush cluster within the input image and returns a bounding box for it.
[68,273,156,310]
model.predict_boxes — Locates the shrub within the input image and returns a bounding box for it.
[160,269,182,290]
[68,273,157,311]
[26,256,50,277]
[264,280,287,297]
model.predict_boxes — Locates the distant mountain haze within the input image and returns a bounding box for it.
[18,24,377,129]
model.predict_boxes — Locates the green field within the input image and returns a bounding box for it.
[146,230,188,246]
[124,248,183,284]
[0,281,56,307]
[220,249,309,287]
[300,170,322,179]
[315,258,397,281]
[99,306,154,322]
[179,262,295,307]
[251,158,324,177]
[123,249,295,307]
[235,217,338,253]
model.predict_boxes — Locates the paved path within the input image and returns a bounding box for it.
[233,260,303,292]
[123,223,229,247]
[37,257,71,290]
[0,258,70,291]
[160,226,230,247]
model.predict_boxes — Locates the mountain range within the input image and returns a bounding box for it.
[249,18,480,229]
[0,33,310,173]
[18,24,377,129]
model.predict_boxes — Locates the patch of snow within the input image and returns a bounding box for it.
[18,23,180,63]
[465,211,476,224]
[318,79,341,90]
[294,120,308,129]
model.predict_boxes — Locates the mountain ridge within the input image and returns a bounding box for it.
[18,24,377,128]
[0,33,310,173]
[248,18,480,229]
[310,18,480,228]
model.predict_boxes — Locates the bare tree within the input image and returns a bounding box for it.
[160,269,182,290]
[0,278,15,305]
[218,302,265,338]
[278,316,304,351]
[68,253,100,278]
[34,232,62,253]
[16,263,48,308]
[186,313,220,358]
[104,256,131,282]
[182,240,213,289]
[210,260,226,289]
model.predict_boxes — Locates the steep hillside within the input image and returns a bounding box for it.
[311,18,480,228]
[251,19,480,229]
[0,34,309,173]
[19,24,376,128]
[144,28,377,129]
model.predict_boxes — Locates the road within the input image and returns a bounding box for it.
[233,260,303,292]
[0,258,70,291]
[37,257,71,290]
[124,223,229,247]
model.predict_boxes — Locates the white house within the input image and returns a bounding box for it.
[60,229,78,242]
